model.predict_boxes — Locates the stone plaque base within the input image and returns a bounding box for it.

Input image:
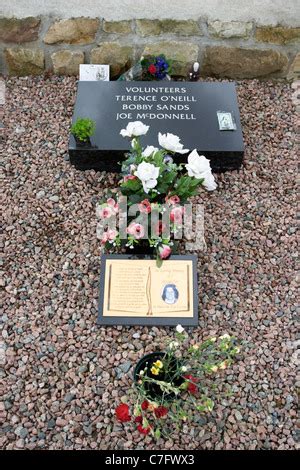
[69,81,244,173]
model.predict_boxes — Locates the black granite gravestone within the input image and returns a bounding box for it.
[69,81,244,172]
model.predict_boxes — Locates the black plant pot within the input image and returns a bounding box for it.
[133,352,184,401]
[74,137,91,148]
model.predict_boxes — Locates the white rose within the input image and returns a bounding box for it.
[202,172,217,191]
[185,149,217,191]
[158,132,189,154]
[134,162,160,194]
[120,121,149,138]
[176,324,184,334]
[142,146,159,158]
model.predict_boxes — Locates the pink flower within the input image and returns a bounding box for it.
[154,221,167,236]
[127,223,145,240]
[101,232,109,245]
[166,195,180,205]
[138,199,151,214]
[107,198,119,213]
[107,229,118,241]
[101,229,118,245]
[124,175,137,183]
[158,244,172,260]
[170,206,185,224]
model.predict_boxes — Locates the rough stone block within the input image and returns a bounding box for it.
[0,17,41,43]
[287,53,300,81]
[103,20,132,34]
[90,42,133,78]
[44,18,99,45]
[5,48,44,76]
[255,26,300,45]
[202,46,288,78]
[51,50,84,75]
[208,21,253,38]
[136,19,202,36]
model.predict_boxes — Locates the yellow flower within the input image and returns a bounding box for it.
[210,337,217,343]
[220,333,230,341]
[151,366,159,375]
[148,402,158,412]
[192,344,199,350]
[153,360,163,369]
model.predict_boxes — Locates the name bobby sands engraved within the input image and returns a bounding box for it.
[116,86,197,121]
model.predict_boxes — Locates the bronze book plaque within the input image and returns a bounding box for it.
[97,255,198,326]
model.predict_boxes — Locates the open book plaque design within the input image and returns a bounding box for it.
[97,255,198,326]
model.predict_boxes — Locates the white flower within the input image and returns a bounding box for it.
[219,333,230,341]
[120,121,149,138]
[158,132,189,154]
[169,341,179,350]
[185,149,217,191]
[176,324,185,334]
[142,145,159,158]
[134,161,160,194]
[181,366,188,372]
[131,138,138,149]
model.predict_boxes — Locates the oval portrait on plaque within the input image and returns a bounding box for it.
[161,284,179,305]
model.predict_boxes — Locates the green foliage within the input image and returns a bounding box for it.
[70,117,96,142]
[174,175,204,200]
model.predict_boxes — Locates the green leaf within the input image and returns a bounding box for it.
[156,254,163,268]
[128,194,142,205]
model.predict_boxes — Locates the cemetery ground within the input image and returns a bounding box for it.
[1,76,297,450]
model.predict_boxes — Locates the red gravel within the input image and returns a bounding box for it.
[1,76,297,450]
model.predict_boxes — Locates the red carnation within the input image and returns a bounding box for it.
[137,424,151,435]
[115,403,131,422]
[183,374,198,396]
[135,415,143,423]
[154,406,168,418]
[154,220,167,236]
[138,199,151,214]
[141,400,149,411]
[148,64,157,75]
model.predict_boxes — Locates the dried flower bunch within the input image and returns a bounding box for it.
[96,121,216,261]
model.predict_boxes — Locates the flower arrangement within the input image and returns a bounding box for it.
[140,55,171,81]
[115,326,240,439]
[96,121,217,262]
[118,54,171,81]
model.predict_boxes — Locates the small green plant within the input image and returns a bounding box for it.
[70,117,95,142]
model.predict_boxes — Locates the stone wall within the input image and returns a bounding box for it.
[0,15,299,79]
